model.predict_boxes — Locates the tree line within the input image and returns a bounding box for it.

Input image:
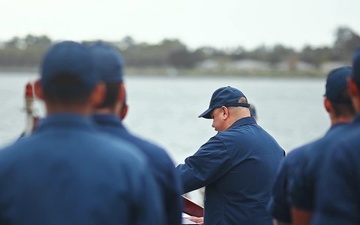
[0,26,359,73]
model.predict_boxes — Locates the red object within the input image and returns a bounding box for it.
[183,196,204,217]
[25,82,34,97]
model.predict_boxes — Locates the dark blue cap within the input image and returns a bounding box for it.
[40,41,98,95]
[89,42,124,83]
[325,66,352,104]
[352,48,360,84]
[199,86,250,119]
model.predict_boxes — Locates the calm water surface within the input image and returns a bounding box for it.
[0,72,331,204]
[0,72,329,163]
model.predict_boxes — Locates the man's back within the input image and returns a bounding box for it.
[311,115,360,225]
[178,117,284,225]
[93,114,183,225]
[0,114,164,225]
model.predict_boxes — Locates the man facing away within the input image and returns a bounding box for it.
[309,49,360,225]
[0,41,164,225]
[89,42,183,225]
[288,66,355,225]
[268,66,355,225]
[176,86,285,225]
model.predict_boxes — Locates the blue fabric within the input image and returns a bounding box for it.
[0,113,164,225]
[289,124,349,211]
[310,114,360,225]
[89,42,124,83]
[176,117,284,225]
[352,48,360,83]
[41,41,98,95]
[93,114,183,225]
[324,67,352,103]
[268,144,309,223]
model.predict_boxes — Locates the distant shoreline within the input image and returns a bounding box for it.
[0,67,327,78]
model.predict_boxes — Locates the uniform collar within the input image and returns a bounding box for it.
[92,114,125,129]
[37,113,96,131]
[230,116,257,129]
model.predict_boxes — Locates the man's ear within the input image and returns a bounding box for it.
[324,98,332,113]
[90,82,106,108]
[34,80,45,100]
[348,78,358,97]
[221,106,230,120]
[120,103,128,120]
[118,83,128,120]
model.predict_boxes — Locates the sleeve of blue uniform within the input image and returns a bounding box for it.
[288,153,313,210]
[163,152,183,225]
[268,159,292,223]
[133,164,166,225]
[176,136,232,193]
[311,142,360,225]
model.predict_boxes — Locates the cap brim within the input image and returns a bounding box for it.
[198,108,213,119]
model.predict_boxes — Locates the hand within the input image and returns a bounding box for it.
[187,216,204,225]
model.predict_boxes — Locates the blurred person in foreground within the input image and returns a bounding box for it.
[288,66,355,225]
[309,49,360,225]
[0,41,164,225]
[176,86,284,225]
[89,42,183,225]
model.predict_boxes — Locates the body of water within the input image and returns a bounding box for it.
[0,72,330,204]
[0,72,329,163]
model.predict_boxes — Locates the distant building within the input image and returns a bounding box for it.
[226,59,270,71]
[320,61,347,72]
[196,59,222,70]
[275,60,315,71]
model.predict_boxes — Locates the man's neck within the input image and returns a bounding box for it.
[331,116,353,126]
[94,108,115,115]
[46,104,93,116]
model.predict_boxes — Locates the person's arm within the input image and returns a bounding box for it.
[268,159,292,224]
[176,136,232,193]
[311,142,360,225]
[288,150,314,225]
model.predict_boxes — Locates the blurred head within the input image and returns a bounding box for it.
[348,48,360,112]
[324,66,355,120]
[35,41,104,114]
[39,41,99,103]
[199,86,251,131]
[89,42,125,111]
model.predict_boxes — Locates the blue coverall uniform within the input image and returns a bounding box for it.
[0,114,164,225]
[268,144,309,224]
[311,115,360,225]
[93,114,183,225]
[177,117,284,225]
[289,124,349,212]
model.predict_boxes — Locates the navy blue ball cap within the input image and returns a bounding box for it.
[40,41,98,94]
[352,48,360,84]
[325,66,352,104]
[199,86,250,119]
[89,42,124,83]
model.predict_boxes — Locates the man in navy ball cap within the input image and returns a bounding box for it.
[176,86,284,225]
[268,66,355,225]
[309,50,360,225]
[89,42,183,225]
[0,41,164,225]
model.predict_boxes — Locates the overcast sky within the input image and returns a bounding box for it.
[1,0,359,50]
